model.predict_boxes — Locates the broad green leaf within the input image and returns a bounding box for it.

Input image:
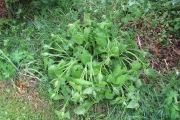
[120,67,127,75]
[119,40,127,53]
[105,90,114,99]
[67,25,78,36]
[170,90,179,103]
[93,91,97,98]
[94,46,106,55]
[72,92,81,101]
[162,11,168,18]
[83,87,93,94]
[174,23,180,30]
[69,81,82,91]
[74,101,94,115]
[110,97,124,104]
[73,78,92,86]
[97,73,104,82]
[51,93,62,100]
[64,112,70,119]
[71,65,83,78]
[55,109,70,120]
[95,29,107,47]
[43,44,51,49]
[97,22,107,29]
[135,79,142,88]
[112,87,119,95]
[170,110,179,120]
[54,80,60,88]
[164,95,173,105]
[127,100,139,109]
[111,46,119,55]
[106,74,115,83]
[71,70,82,78]
[73,46,82,56]
[172,103,180,111]
[48,65,57,77]
[61,86,71,99]
[121,14,132,23]
[50,93,56,99]
[41,52,49,56]
[113,64,121,77]
[82,100,95,109]
[57,59,66,67]
[131,61,141,71]
[74,106,86,115]
[92,61,101,75]
[96,81,107,87]
[73,32,84,44]
[95,37,107,47]
[115,74,127,85]
[50,77,66,86]
[128,85,137,92]
[93,68,100,75]
[84,13,91,25]
[79,50,92,64]
[84,27,91,38]
[134,10,142,18]
[174,18,180,22]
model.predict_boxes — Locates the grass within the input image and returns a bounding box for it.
[0,0,180,119]
[0,80,58,120]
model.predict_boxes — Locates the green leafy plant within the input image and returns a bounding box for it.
[42,13,148,117]
[161,70,180,120]
[0,50,17,79]
[1,0,179,119]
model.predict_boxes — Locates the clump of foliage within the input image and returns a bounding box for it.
[41,13,148,118]
[0,0,180,119]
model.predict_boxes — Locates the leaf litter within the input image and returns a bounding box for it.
[133,19,180,73]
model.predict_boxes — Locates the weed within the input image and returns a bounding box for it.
[41,13,148,118]
[1,0,180,119]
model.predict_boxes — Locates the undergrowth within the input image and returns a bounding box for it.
[0,0,180,119]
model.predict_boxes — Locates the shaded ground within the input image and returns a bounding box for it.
[133,20,180,73]
[0,0,8,18]
[147,38,180,72]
